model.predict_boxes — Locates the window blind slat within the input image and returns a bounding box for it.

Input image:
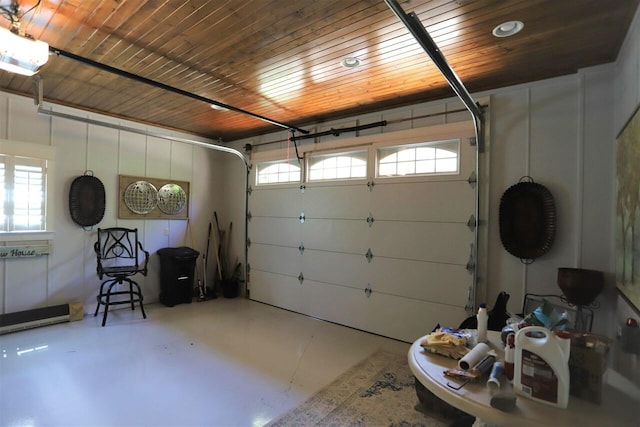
[0,155,46,231]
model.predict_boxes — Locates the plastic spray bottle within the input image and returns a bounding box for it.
[477,303,488,343]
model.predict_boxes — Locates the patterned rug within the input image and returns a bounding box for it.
[266,350,459,427]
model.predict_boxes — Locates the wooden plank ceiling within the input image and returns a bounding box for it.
[0,0,638,141]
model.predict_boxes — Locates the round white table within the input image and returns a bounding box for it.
[408,331,640,426]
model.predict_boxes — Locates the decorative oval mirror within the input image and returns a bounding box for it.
[69,171,105,227]
[499,177,556,263]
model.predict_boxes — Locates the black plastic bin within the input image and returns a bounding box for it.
[157,247,199,307]
[221,279,238,298]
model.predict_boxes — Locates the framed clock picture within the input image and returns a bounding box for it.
[118,175,190,220]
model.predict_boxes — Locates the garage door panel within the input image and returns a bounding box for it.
[302,250,367,288]
[372,180,474,222]
[360,293,468,342]
[367,257,471,306]
[302,219,369,254]
[248,123,478,343]
[249,244,301,277]
[297,279,467,342]
[249,270,303,312]
[250,187,301,217]
[371,222,473,264]
[249,217,301,247]
[302,185,369,219]
[297,279,361,322]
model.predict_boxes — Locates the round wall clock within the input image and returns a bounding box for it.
[157,183,187,215]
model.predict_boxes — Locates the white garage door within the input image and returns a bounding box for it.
[247,122,478,342]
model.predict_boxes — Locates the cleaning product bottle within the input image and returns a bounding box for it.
[477,303,488,343]
[513,326,571,408]
[504,332,515,380]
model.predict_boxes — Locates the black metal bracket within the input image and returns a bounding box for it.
[383,0,485,153]
[290,120,387,142]
[289,129,304,162]
[49,46,309,136]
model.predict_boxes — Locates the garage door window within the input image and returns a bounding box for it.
[256,160,301,185]
[377,140,459,177]
[307,150,367,181]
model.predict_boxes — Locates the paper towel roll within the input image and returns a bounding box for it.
[458,342,490,370]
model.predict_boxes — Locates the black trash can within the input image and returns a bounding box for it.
[157,247,199,307]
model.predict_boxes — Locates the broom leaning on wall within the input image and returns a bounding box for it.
[213,211,242,298]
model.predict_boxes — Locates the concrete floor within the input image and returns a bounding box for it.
[0,298,410,426]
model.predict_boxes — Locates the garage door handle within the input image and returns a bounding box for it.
[466,243,475,274]
[365,284,372,298]
[467,171,477,188]
[467,214,476,231]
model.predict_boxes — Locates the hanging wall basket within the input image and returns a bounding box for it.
[69,171,106,227]
[499,177,556,263]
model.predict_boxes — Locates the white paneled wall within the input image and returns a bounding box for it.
[0,93,225,315]
[228,70,617,338]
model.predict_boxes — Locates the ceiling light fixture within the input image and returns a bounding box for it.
[340,57,361,68]
[0,26,49,76]
[210,103,229,111]
[0,1,49,76]
[492,20,524,38]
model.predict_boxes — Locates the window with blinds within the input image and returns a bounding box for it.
[0,155,47,231]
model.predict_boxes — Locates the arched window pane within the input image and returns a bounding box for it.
[308,151,367,181]
[256,160,301,185]
[377,140,459,177]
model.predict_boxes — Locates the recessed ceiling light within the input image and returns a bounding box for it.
[492,20,524,38]
[341,57,361,68]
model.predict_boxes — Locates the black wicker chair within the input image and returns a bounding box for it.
[94,227,149,326]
